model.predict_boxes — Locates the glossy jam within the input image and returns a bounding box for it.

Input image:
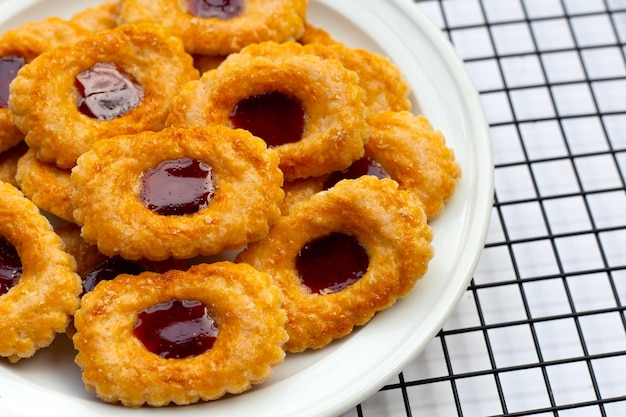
[187,0,243,19]
[134,299,219,359]
[75,62,144,120]
[82,256,145,295]
[0,238,22,296]
[323,156,390,190]
[230,91,305,148]
[296,233,369,295]
[141,157,215,216]
[0,55,25,109]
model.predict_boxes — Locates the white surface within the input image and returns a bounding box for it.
[0,1,493,417]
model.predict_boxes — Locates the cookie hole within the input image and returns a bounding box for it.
[0,55,25,109]
[0,237,22,296]
[323,156,390,190]
[82,256,145,295]
[134,299,219,359]
[75,62,144,120]
[187,0,244,19]
[296,232,369,295]
[140,157,216,216]
[230,91,305,148]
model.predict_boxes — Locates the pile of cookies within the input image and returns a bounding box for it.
[0,0,460,408]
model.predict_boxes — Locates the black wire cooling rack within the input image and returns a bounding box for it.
[343,1,626,416]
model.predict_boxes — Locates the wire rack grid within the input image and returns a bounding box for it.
[342,0,626,416]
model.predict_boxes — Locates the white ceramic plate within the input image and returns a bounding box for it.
[0,0,493,416]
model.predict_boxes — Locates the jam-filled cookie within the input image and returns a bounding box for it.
[9,23,199,169]
[0,17,90,154]
[73,262,288,407]
[281,112,461,220]
[280,155,390,215]
[366,111,461,220]
[237,176,433,352]
[71,126,284,261]
[167,41,368,180]
[117,0,307,55]
[16,148,74,223]
[0,182,81,362]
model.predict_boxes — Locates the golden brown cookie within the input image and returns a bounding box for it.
[298,22,336,45]
[366,111,461,220]
[0,102,23,155]
[73,262,288,407]
[0,17,89,61]
[70,1,119,33]
[117,0,307,55]
[55,222,188,338]
[9,23,199,169]
[279,175,326,215]
[303,41,412,118]
[0,142,27,186]
[71,126,284,261]
[192,53,227,74]
[237,176,433,352]
[54,223,108,280]
[56,223,187,289]
[281,112,461,220]
[57,223,186,298]
[0,17,90,154]
[0,182,81,362]
[167,41,368,181]
[15,148,74,223]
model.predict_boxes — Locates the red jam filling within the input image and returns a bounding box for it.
[323,156,390,190]
[75,62,144,120]
[188,0,243,19]
[296,233,369,295]
[230,91,305,148]
[140,157,215,216]
[133,299,219,359]
[0,238,22,296]
[82,256,145,295]
[0,55,25,109]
